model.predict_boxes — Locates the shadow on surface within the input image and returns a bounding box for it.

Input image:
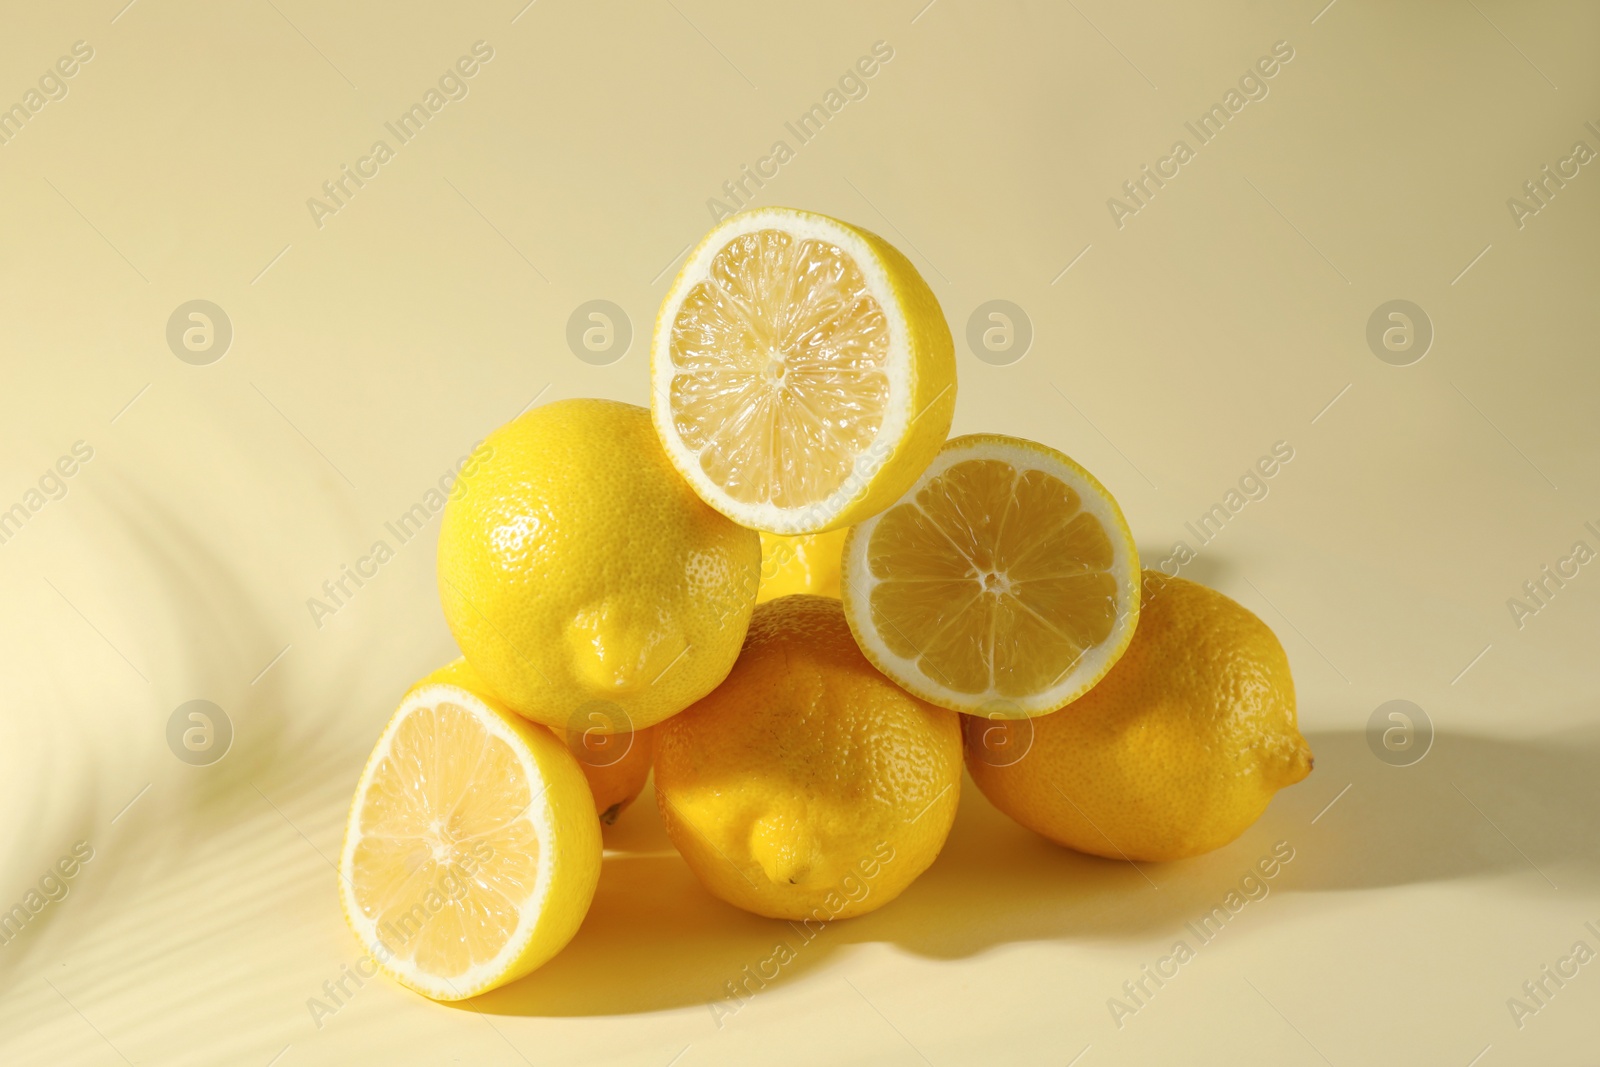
[468,723,1600,1017]
[0,476,313,992]
[1272,723,1600,893]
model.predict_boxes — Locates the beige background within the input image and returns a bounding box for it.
[1,0,1597,1063]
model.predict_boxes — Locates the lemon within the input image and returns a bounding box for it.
[654,595,962,921]
[338,662,601,1001]
[652,206,957,534]
[437,398,760,732]
[756,529,848,602]
[841,433,1141,716]
[965,572,1314,862]
[431,657,656,826]
[550,718,657,827]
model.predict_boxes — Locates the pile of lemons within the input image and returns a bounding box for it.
[337,208,1313,1002]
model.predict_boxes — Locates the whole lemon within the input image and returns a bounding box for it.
[655,595,962,921]
[437,399,760,732]
[550,719,657,826]
[966,572,1313,862]
[756,528,848,602]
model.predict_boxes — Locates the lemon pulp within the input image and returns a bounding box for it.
[668,229,890,509]
[843,434,1140,716]
[869,459,1119,696]
[346,698,543,978]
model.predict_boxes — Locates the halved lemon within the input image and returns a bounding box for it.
[841,434,1141,716]
[652,206,956,534]
[338,665,601,1001]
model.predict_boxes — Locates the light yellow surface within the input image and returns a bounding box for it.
[0,1,1596,1065]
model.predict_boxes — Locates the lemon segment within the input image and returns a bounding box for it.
[338,667,602,1001]
[842,434,1140,716]
[653,207,956,534]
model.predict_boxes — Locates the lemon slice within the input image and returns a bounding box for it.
[652,206,956,534]
[338,665,601,1001]
[841,434,1141,716]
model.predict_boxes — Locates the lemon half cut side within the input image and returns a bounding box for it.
[338,674,601,1001]
[652,207,956,534]
[842,433,1141,716]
